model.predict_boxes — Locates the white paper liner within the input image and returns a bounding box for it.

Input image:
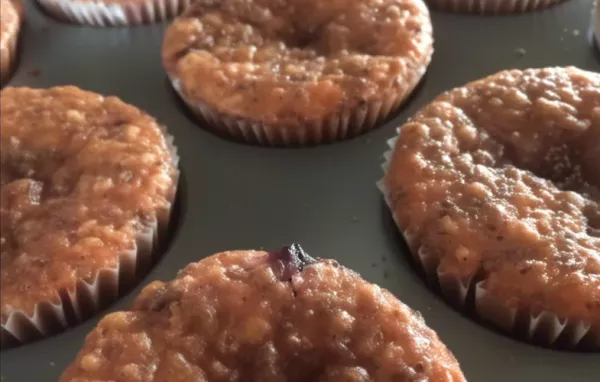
[378,128,599,350]
[36,0,192,27]
[168,74,419,147]
[425,0,564,14]
[1,228,151,347]
[1,131,180,348]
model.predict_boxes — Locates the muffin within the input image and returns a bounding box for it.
[1,86,179,348]
[61,244,466,381]
[380,67,600,350]
[425,0,566,14]
[36,0,192,27]
[0,0,22,85]
[163,0,433,146]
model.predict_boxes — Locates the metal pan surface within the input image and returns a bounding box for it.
[1,0,599,380]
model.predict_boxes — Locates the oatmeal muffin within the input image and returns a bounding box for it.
[381,67,600,350]
[163,0,433,146]
[36,0,193,26]
[61,245,466,381]
[425,0,567,14]
[1,86,179,347]
[0,0,22,85]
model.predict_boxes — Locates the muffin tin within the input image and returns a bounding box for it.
[1,0,599,381]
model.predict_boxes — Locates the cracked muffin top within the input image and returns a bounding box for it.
[61,245,465,382]
[383,67,600,323]
[1,86,178,320]
[163,0,433,126]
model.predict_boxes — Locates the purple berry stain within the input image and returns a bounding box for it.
[268,244,316,281]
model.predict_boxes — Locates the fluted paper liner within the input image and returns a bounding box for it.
[169,75,417,147]
[378,128,599,350]
[36,0,192,27]
[426,0,564,14]
[1,132,179,348]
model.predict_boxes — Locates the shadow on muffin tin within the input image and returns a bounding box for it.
[592,31,600,63]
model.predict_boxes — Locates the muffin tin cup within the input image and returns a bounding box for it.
[0,130,179,349]
[595,0,600,50]
[378,132,599,351]
[169,75,421,147]
[36,0,191,27]
[426,0,564,14]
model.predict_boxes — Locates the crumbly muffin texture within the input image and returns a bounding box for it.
[163,0,433,125]
[384,67,600,322]
[0,0,21,84]
[1,86,177,319]
[0,0,18,43]
[61,247,465,382]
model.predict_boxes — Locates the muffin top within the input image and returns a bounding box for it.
[61,246,465,382]
[384,67,600,322]
[163,0,433,126]
[0,0,20,47]
[0,86,178,319]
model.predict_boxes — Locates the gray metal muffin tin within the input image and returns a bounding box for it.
[1,0,599,381]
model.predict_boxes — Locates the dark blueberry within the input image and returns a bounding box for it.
[268,244,317,281]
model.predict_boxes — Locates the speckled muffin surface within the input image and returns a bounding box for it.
[382,67,600,349]
[1,86,178,345]
[0,0,22,85]
[163,0,433,146]
[61,245,466,381]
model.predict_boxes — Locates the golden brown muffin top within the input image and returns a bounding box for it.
[384,67,600,323]
[0,0,20,47]
[61,246,465,382]
[163,0,432,127]
[0,86,178,319]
